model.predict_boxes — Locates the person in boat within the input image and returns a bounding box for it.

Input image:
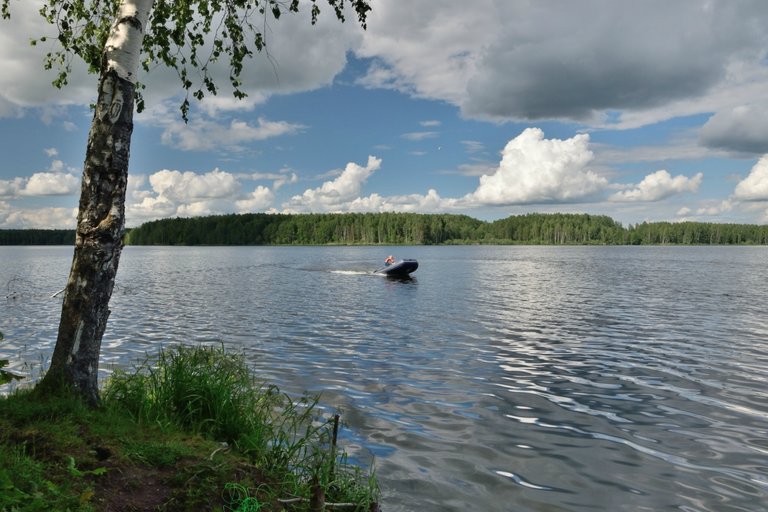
[384,255,395,266]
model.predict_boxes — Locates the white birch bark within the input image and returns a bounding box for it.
[39,0,155,405]
[105,0,153,84]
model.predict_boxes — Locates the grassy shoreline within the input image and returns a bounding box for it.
[0,345,380,511]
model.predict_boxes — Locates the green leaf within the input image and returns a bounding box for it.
[4,0,372,124]
[66,456,84,477]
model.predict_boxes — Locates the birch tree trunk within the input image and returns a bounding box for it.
[37,0,154,405]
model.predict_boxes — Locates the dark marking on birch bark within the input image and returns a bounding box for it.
[37,69,135,406]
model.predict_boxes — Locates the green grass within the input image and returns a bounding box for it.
[0,344,379,511]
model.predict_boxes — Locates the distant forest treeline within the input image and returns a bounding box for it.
[0,229,76,245]
[3,213,768,246]
[126,212,768,245]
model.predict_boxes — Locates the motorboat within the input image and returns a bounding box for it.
[374,259,418,277]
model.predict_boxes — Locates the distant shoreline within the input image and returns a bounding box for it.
[2,212,768,246]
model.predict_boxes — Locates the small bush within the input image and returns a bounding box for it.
[102,344,379,508]
[104,344,278,443]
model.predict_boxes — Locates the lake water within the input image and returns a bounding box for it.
[2,245,768,511]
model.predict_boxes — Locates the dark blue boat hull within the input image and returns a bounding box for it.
[375,259,418,276]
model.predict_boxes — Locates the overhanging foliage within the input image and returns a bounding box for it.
[3,0,372,119]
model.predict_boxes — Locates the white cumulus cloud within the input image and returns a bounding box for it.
[345,189,458,213]
[280,156,463,214]
[733,155,768,201]
[281,128,712,216]
[465,128,608,205]
[697,199,734,216]
[0,159,80,198]
[0,204,77,229]
[126,167,284,226]
[20,171,80,196]
[126,195,178,226]
[148,169,239,202]
[0,178,24,198]
[610,170,703,202]
[283,156,382,212]
[236,186,275,212]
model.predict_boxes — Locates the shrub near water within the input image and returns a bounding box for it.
[103,344,379,509]
[103,344,277,443]
[1,344,377,510]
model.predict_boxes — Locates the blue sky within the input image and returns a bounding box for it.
[2,0,768,229]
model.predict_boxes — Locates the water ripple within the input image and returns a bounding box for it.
[3,246,768,511]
